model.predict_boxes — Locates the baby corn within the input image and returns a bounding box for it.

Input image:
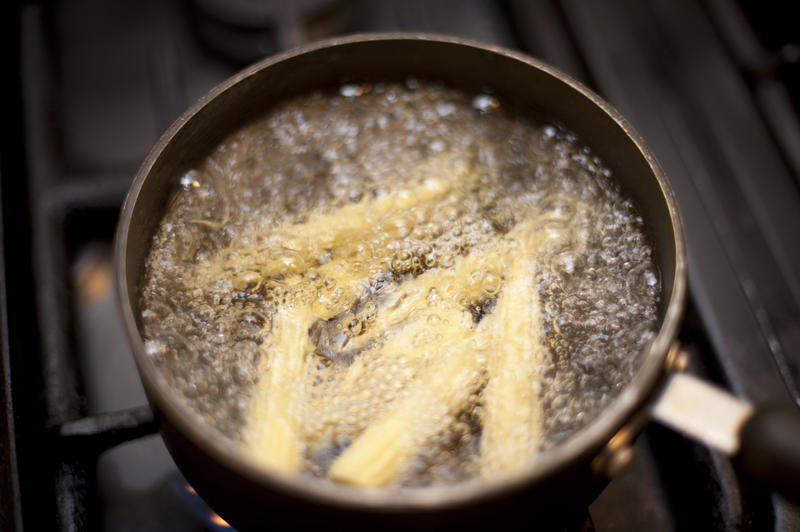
[244,305,315,472]
[479,251,543,475]
[327,336,486,487]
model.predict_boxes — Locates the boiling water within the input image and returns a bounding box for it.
[140,80,660,487]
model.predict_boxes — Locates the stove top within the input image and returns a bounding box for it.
[2,0,799,530]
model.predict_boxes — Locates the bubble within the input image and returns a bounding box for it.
[179,171,200,189]
[430,140,445,153]
[144,339,166,359]
[347,317,363,336]
[472,94,499,114]
[423,253,438,269]
[435,102,456,117]
[339,84,369,98]
[392,249,414,275]
[358,301,378,323]
[481,273,500,296]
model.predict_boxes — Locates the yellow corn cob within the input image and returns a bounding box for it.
[244,304,315,472]
[196,152,475,289]
[478,212,592,476]
[327,336,487,487]
[479,251,543,475]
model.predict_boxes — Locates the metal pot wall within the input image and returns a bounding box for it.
[114,34,800,530]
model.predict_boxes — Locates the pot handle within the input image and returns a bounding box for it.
[739,407,800,501]
[650,372,800,501]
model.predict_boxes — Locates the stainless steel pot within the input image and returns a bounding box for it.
[114,33,800,530]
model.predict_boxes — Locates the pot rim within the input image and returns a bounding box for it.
[114,31,687,512]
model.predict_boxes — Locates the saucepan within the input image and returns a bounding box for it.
[114,34,800,529]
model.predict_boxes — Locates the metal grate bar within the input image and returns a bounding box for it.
[55,406,158,455]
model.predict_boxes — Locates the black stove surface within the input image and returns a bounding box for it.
[2,0,800,530]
